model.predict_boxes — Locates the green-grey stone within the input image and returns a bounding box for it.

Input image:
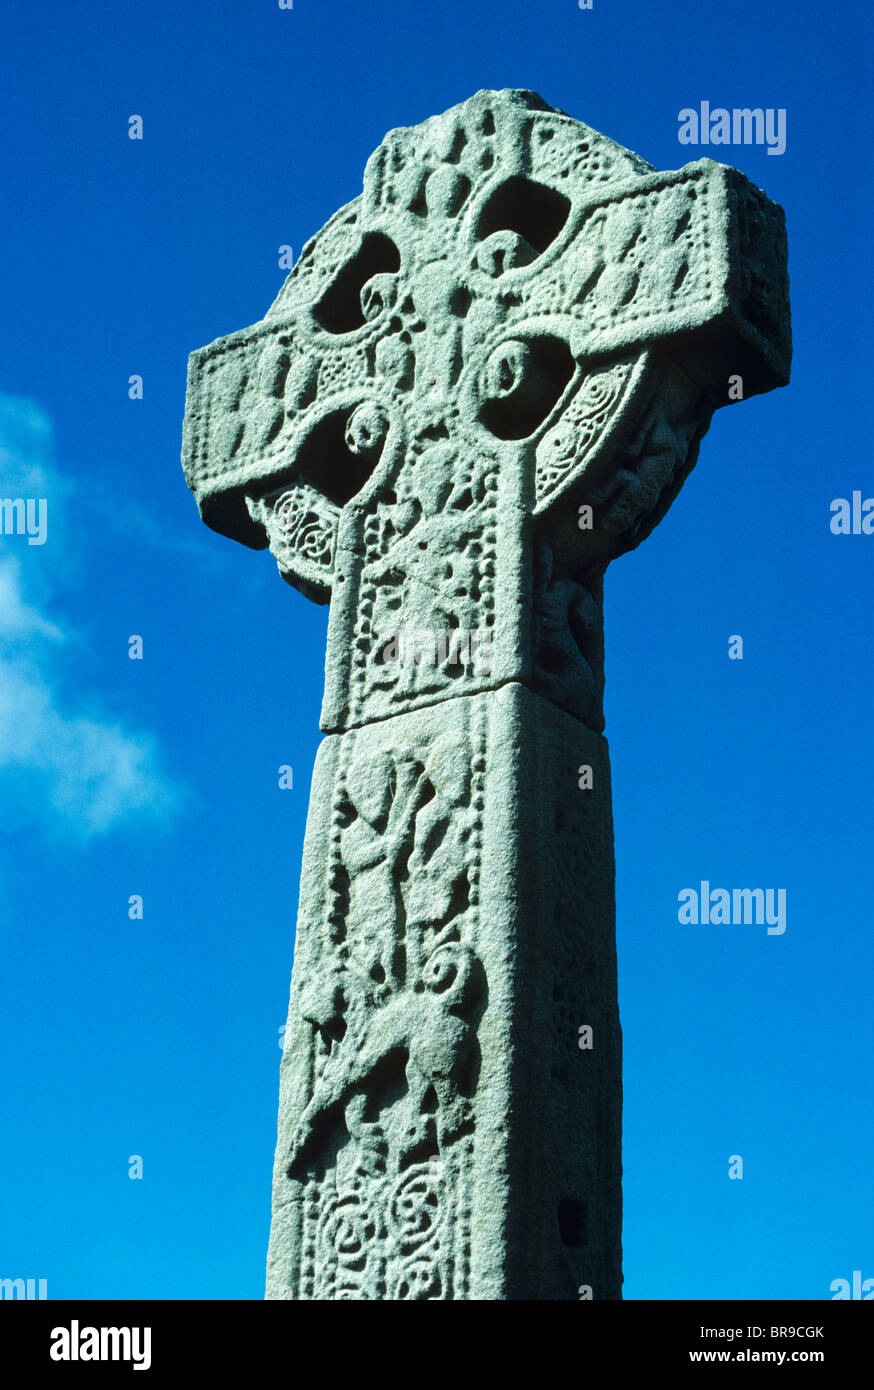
[180,88,790,1300]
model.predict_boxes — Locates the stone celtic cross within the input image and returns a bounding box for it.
[181,89,790,1300]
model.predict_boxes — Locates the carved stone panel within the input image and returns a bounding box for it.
[266,684,619,1300]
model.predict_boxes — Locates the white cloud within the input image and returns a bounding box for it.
[0,393,184,838]
[0,555,62,641]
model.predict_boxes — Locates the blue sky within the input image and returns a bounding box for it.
[0,0,871,1299]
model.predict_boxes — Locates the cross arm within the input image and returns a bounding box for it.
[517,159,790,570]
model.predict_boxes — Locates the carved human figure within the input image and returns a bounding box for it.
[403,732,473,966]
[341,749,422,991]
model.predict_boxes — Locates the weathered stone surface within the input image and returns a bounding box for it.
[264,686,618,1300]
[180,89,790,1299]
